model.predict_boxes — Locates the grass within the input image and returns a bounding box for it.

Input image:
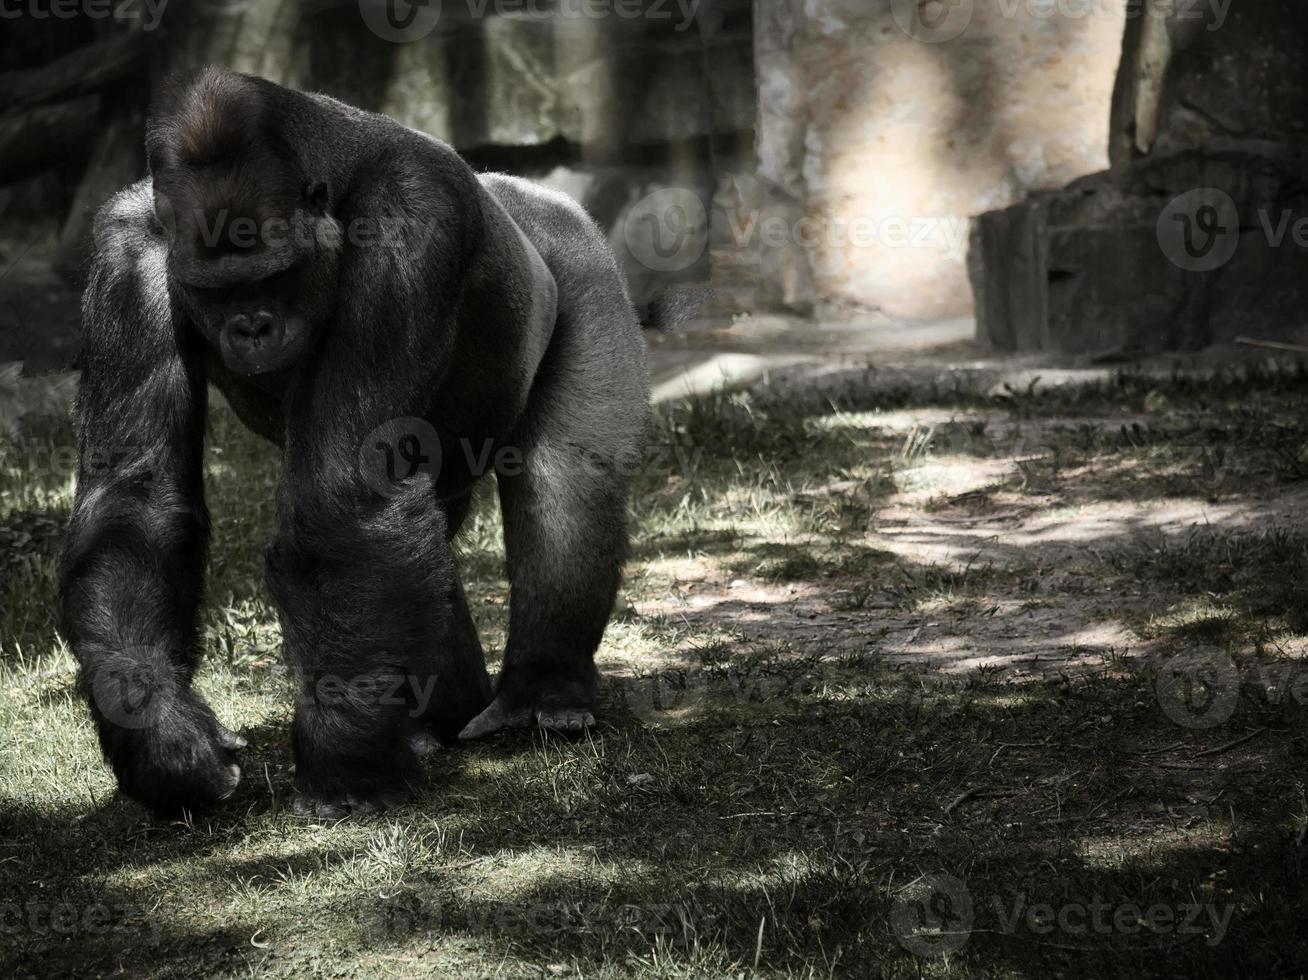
[2,363,1308,977]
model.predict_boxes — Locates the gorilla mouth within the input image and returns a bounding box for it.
[219,319,297,376]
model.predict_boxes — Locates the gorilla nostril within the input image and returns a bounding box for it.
[228,311,282,350]
[249,312,283,349]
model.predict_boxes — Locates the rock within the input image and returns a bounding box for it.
[983,0,1308,354]
[1153,0,1308,157]
[971,144,1308,355]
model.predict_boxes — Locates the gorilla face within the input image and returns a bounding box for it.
[152,148,339,377]
[175,256,321,378]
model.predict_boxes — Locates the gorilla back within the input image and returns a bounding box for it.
[60,68,650,819]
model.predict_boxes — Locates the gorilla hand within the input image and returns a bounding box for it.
[92,682,246,818]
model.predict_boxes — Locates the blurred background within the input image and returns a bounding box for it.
[8,8,1308,973]
[2,0,1307,375]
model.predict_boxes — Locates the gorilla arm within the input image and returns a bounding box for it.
[60,182,246,817]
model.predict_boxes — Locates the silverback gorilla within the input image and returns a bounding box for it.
[60,68,652,818]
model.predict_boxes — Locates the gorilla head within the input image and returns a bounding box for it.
[146,72,340,377]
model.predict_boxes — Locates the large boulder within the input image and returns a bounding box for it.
[971,144,1308,355]
[976,0,1308,355]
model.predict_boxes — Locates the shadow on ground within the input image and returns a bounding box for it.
[3,358,1308,976]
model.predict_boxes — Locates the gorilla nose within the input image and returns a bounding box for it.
[226,310,284,350]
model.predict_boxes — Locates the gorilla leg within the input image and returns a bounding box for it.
[461,279,649,737]
[420,489,493,744]
[268,482,492,816]
[486,450,629,730]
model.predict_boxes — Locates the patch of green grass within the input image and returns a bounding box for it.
[4,368,1308,977]
[1113,527,1308,636]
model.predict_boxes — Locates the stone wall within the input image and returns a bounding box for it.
[972,0,1308,356]
[28,0,1131,320]
[751,0,1125,319]
[47,0,756,306]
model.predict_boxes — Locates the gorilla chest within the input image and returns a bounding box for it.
[206,351,289,446]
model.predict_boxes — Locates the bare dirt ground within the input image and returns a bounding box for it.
[627,418,1308,679]
[3,319,1307,976]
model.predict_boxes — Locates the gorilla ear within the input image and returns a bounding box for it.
[303,180,330,214]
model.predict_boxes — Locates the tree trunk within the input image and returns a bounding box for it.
[0,32,145,115]
[0,98,100,187]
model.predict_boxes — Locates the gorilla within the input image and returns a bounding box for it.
[59,68,655,818]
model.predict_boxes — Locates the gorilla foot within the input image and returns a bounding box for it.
[289,742,415,819]
[458,679,596,739]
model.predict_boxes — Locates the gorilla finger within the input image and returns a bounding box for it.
[217,763,242,800]
[216,726,248,751]
[408,731,441,756]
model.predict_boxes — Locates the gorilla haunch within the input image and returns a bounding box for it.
[60,68,653,819]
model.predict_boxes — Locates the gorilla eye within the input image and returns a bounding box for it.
[303,181,330,213]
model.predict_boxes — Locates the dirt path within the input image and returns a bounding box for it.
[614,371,1308,689]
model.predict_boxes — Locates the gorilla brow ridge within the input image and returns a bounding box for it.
[166,68,262,166]
[150,71,315,263]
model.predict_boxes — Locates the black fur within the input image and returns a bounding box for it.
[60,68,650,818]
[637,284,713,332]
